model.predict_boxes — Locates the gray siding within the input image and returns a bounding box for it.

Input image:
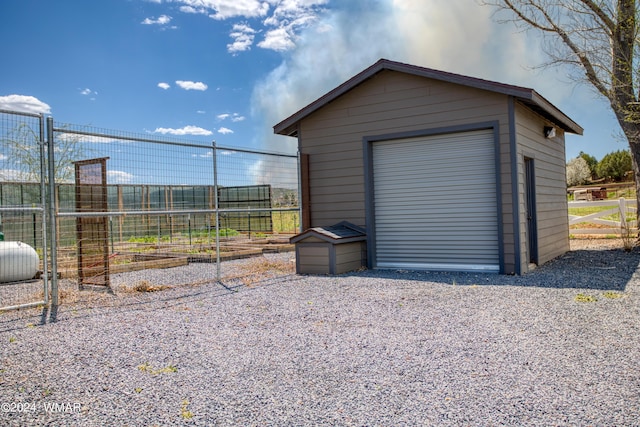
[298,70,516,272]
[334,242,365,274]
[295,241,365,274]
[296,244,330,274]
[514,103,569,273]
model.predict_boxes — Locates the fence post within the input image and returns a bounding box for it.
[46,117,59,306]
[619,197,628,234]
[39,113,49,304]
[212,140,221,282]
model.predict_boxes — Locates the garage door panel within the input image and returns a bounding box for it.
[376,229,499,239]
[380,253,498,263]
[378,236,496,247]
[375,211,499,221]
[376,158,491,174]
[376,175,493,186]
[375,209,495,216]
[373,129,499,272]
[376,223,498,232]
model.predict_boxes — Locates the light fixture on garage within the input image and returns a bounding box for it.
[544,126,556,138]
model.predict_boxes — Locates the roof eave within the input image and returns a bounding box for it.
[290,231,366,244]
[273,58,584,136]
[526,92,584,135]
[274,60,388,136]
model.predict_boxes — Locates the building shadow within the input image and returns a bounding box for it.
[350,248,640,291]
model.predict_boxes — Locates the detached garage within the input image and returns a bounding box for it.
[275,59,583,275]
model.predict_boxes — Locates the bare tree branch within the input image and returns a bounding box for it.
[580,0,616,32]
[485,0,640,229]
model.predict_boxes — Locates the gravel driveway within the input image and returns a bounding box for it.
[1,241,639,426]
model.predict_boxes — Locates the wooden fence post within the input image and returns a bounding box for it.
[619,197,628,235]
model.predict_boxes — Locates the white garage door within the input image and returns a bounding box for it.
[372,129,499,272]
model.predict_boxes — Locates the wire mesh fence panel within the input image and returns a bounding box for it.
[0,110,50,311]
[215,148,300,235]
[50,122,299,297]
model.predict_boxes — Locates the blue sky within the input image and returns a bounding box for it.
[0,0,629,164]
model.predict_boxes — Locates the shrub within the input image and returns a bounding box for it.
[566,156,591,186]
[596,150,632,181]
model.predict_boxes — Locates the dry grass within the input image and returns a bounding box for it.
[223,256,295,287]
[127,280,172,293]
[8,255,295,310]
[49,283,116,305]
[570,237,636,251]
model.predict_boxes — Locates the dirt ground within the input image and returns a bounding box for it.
[569,237,632,251]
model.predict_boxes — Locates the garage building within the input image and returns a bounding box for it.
[275,59,583,274]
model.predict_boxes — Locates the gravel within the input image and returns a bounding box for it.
[1,241,639,426]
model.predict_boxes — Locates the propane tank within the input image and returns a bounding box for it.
[0,241,39,283]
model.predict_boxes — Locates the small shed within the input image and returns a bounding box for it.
[275,59,583,275]
[290,221,366,274]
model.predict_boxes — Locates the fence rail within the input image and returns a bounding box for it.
[0,109,299,311]
[568,198,637,235]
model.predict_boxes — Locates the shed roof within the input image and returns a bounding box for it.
[290,221,367,244]
[274,58,584,137]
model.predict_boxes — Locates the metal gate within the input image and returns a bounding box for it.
[74,157,110,288]
[0,109,53,311]
[1,109,300,311]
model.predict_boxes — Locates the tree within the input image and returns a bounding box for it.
[1,123,89,184]
[567,156,592,186]
[484,0,640,226]
[579,151,599,178]
[596,149,633,180]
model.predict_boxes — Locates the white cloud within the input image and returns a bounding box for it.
[175,80,208,91]
[263,1,326,27]
[57,133,120,144]
[209,0,270,20]
[0,154,7,160]
[79,88,97,101]
[158,82,170,90]
[170,0,271,20]
[194,150,214,158]
[0,94,51,114]
[217,127,234,134]
[217,112,245,122]
[258,27,295,51]
[171,0,326,52]
[153,125,213,136]
[228,23,256,53]
[179,5,207,14]
[141,14,172,25]
[256,0,327,52]
[108,170,135,184]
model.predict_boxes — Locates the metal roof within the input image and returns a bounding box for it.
[290,221,367,244]
[274,58,584,137]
